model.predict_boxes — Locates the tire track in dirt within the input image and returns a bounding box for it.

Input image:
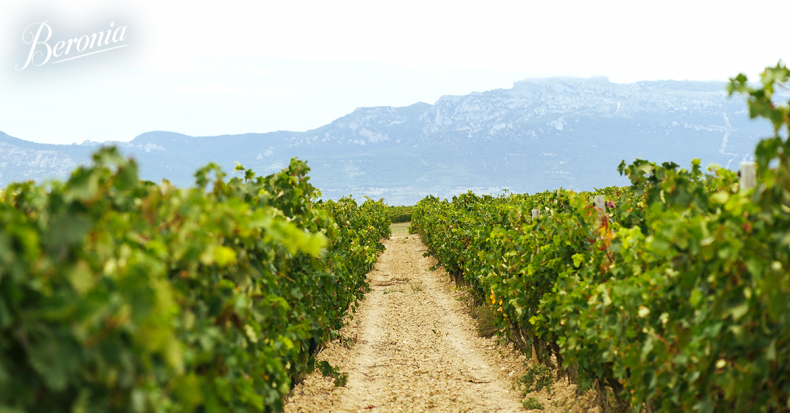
[286,235,527,412]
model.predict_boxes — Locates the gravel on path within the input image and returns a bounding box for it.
[285,235,530,412]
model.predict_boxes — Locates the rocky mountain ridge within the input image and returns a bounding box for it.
[0,77,775,204]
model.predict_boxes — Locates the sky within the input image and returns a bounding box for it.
[1,0,788,144]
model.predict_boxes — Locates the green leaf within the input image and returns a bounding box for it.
[213,246,237,267]
[172,374,204,413]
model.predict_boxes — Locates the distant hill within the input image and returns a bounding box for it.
[0,77,775,205]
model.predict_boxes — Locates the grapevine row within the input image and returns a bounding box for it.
[0,149,390,413]
[410,66,790,412]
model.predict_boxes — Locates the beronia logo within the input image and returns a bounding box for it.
[15,21,129,71]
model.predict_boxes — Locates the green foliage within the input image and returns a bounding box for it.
[316,361,348,387]
[0,149,390,412]
[387,205,414,224]
[516,364,553,397]
[411,63,790,412]
[522,397,544,410]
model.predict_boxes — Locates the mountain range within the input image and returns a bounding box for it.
[0,76,776,205]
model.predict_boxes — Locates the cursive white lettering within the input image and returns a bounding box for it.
[76,35,89,52]
[52,40,65,57]
[15,21,52,71]
[104,22,114,46]
[115,26,128,42]
[65,38,75,54]
[16,21,130,70]
[88,32,102,49]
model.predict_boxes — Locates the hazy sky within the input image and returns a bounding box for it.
[1,0,787,144]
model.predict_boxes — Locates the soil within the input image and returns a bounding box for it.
[285,235,599,413]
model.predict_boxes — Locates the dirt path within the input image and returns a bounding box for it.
[285,235,529,412]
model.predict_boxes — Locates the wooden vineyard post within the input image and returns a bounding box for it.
[740,162,756,191]
[594,195,606,225]
[594,195,606,212]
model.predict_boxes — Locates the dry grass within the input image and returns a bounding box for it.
[390,222,410,236]
[471,304,500,338]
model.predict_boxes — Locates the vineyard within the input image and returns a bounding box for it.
[2,64,790,413]
[387,205,414,224]
[409,66,790,411]
[0,150,390,412]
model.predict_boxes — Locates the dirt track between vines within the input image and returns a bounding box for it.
[285,234,530,412]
